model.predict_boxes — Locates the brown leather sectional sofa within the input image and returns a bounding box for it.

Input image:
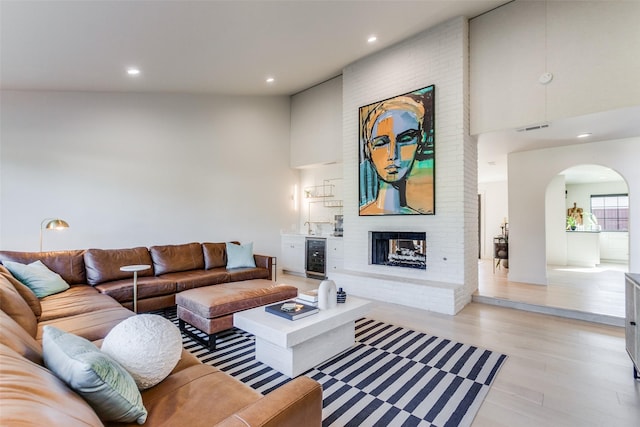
[0,243,323,426]
[0,241,275,312]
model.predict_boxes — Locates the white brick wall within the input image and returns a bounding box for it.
[334,17,477,314]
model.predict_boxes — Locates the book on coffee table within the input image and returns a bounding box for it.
[265,300,319,320]
[297,289,318,303]
[294,298,318,307]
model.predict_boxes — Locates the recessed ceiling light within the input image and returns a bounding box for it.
[577,133,592,138]
[367,35,377,43]
[266,77,275,84]
[127,67,141,76]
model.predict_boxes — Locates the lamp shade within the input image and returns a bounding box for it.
[40,218,70,252]
[43,218,70,230]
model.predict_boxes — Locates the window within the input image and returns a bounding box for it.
[590,194,628,231]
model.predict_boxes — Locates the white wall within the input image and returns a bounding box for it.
[508,138,640,284]
[0,90,297,258]
[299,163,343,236]
[290,76,343,168]
[545,174,567,265]
[339,17,477,314]
[470,0,640,134]
[478,180,508,259]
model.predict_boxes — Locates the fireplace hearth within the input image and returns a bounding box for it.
[370,232,426,270]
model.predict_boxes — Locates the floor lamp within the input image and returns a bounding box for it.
[39,218,70,252]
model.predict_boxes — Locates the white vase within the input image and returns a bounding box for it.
[317,279,337,310]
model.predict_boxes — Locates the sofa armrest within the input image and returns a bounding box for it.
[253,254,276,281]
[214,376,322,427]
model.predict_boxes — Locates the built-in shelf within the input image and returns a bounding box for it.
[323,199,343,208]
[304,179,343,210]
[304,183,334,198]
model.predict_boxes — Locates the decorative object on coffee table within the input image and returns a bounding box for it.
[317,279,337,310]
[337,287,346,303]
[119,264,150,313]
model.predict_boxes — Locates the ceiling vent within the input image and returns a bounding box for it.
[516,123,550,132]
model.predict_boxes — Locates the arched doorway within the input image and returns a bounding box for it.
[543,164,628,318]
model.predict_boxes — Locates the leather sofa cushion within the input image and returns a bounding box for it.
[0,343,103,427]
[94,277,176,303]
[105,364,261,427]
[37,307,134,343]
[215,376,323,427]
[160,269,229,292]
[0,274,38,337]
[39,285,123,322]
[168,351,201,375]
[0,265,42,319]
[202,242,227,269]
[0,250,87,285]
[227,267,270,282]
[84,247,154,285]
[149,243,204,275]
[125,295,176,314]
[0,310,43,365]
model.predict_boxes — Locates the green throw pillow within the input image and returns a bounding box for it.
[3,260,69,298]
[42,325,148,424]
[226,242,256,269]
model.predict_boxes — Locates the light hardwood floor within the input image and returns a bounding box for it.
[477,259,627,320]
[277,272,640,426]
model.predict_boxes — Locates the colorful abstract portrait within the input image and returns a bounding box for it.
[359,85,435,216]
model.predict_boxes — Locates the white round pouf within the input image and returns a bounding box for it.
[102,314,182,390]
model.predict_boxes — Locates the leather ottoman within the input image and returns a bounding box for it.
[176,279,298,350]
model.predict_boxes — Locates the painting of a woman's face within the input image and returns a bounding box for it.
[367,108,421,183]
[359,85,434,216]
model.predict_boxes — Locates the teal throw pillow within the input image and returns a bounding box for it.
[3,260,69,298]
[42,325,148,424]
[226,242,256,269]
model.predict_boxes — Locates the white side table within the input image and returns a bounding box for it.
[120,264,150,313]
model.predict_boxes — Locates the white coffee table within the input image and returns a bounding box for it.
[233,296,371,377]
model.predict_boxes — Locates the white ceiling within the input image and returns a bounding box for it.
[1,0,638,184]
[477,105,640,184]
[0,0,507,95]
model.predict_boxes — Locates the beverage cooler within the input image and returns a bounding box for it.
[305,237,326,279]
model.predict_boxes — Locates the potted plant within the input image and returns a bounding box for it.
[566,216,577,231]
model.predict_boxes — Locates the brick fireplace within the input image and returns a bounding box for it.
[370,231,426,270]
[327,16,477,315]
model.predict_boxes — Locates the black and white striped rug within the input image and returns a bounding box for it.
[161,309,507,427]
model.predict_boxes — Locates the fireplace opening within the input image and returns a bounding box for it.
[370,232,426,270]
